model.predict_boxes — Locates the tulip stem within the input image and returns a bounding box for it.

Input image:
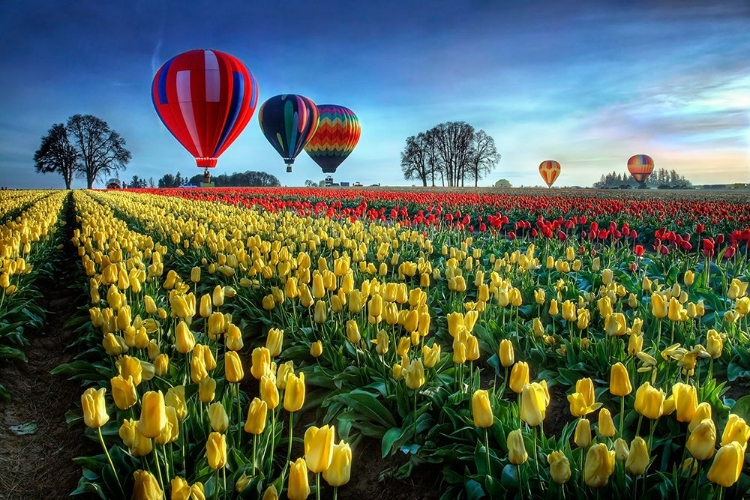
[517,464,524,500]
[152,444,165,493]
[333,486,338,500]
[97,427,125,499]
[619,397,625,438]
[270,409,277,475]
[484,428,491,477]
[284,412,295,476]
[253,433,258,474]
[533,426,542,491]
[316,472,321,500]
[213,469,220,500]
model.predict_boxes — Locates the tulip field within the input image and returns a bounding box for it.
[2,187,750,500]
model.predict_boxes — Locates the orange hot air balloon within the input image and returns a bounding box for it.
[627,155,654,185]
[539,160,561,188]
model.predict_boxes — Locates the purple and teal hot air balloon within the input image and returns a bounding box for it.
[304,104,361,174]
[258,94,318,172]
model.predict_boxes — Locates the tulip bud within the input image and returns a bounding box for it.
[721,413,750,448]
[199,293,212,318]
[706,329,724,359]
[614,438,629,461]
[498,339,514,367]
[404,359,425,390]
[509,361,530,394]
[305,424,335,473]
[251,347,271,380]
[598,408,616,438]
[111,375,138,410]
[190,355,208,383]
[199,377,216,404]
[81,387,110,428]
[207,402,229,433]
[521,382,548,427]
[651,293,667,319]
[610,362,632,396]
[634,382,665,420]
[574,418,592,448]
[132,470,162,500]
[276,361,294,390]
[206,432,227,470]
[175,321,195,354]
[672,382,698,423]
[137,390,167,438]
[625,436,650,475]
[346,320,361,344]
[310,340,324,358]
[706,442,744,487]
[288,458,310,500]
[689,402,712,432]
[224,350,244,383]
[284,371,306,412]
[422,343,441,368]
[584,443,616,488]
[323,440,352,487]
[244,397,268,435]
[686,418,716,460]
[548,450,571,484]
[165,386,187,421]
[507,428,528,465]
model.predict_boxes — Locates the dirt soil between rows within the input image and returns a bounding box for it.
[0,201,95,500]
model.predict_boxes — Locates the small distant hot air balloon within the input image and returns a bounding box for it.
[151,49,259,176]
[627,154,654,186]
[258,94,319,172]
[304,104,361,174]
[539,160,561,188]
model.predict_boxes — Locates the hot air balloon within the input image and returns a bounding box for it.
[151,49,259,180]
[539,160,561,188]
[304,104,361,174]
[258,94,319,172]
[627,154,654,186]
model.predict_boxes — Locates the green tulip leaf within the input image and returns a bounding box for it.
[9,422,37,435]
[500,463,519,490]
[0,345,27,362]
[465,478,486,500]
[731,395,750,422]
[0,383,9,403]
[381,427,402,458]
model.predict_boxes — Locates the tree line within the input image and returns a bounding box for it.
[400,121,500,187]
[593,168,692,189]
[157,170,280,188]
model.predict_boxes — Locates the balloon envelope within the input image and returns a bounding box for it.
[151,49,259,168]
[627,154,654,183]
[539,160,561,188]
[304,105,361,174]
[258,94,319,171]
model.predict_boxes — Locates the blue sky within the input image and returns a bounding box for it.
[1,0,748,189]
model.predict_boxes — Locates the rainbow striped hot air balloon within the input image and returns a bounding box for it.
[304,105,361,174]
[627,154,654,185]
[258,94,319,172]
[539,160,561,188]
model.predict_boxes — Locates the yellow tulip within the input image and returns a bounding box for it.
[721,414,750,448]
[175,321,196,354]
[81,387,110,428]
[651,293,667,319]
[706,442,744,487]
[165,385,187,421]
[521,382,548,427]
[277,361,294,390]
[584,443,615,488]
[284,371,306,412]
[138,390,167,438]
[221,350,243,383]
[668,297,684,322]
[212,284,224,307]
[576,378,596,407]
[118,355,143,386]
[574,418,592,448]
[671,382,698,423]
[225,323,243,351]
[472,389,494,428]
[110,375,137,410]
[371,329,389,355]
[154,353,169,377]
[509,361,530,394]
[264,328,284,357]
[683,270,695,286]
[548,450,571,484]
[507,429,528,465]
[190,355,208,383]
[625,436,650,475]
[310,340,323,358]
[404,359,425,390]
[549,299,559,316]
[465,335,480,361]
[251,347,271,380]
[132,470,162,500]
[323,440,352,487]
[689,402,712,432]
[305,424,335,473]
[207,311,225,339]
[422,343,441,368]
[598,408,616,438]
[260,484,279,500]
[206,432,227,470]
[634,382,665,420]
[207,402,229,433]
[260,374,279,409]
[244,397,268,435]
[199,377,216,404]
[706,329,724,359]
[288,458,310,500]
[499,339,514,367]
[686,418,716,461]
[627,334,643,356]
[199,293,212,318]
[452,341,467,364]
[609,362,632,397]
[156,406,179,446]
[605,313,627,336]
[601,268,613,285]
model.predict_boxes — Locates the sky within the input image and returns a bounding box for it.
[1,0,749,189]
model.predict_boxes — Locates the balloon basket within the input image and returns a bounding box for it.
[286,166,292,173]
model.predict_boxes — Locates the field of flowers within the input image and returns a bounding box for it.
[3,187,749,500]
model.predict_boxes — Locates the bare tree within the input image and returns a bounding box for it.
[400,132,435,186]
[466,130,500,187]
[66,114,131,189]
[34,123,78,189]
